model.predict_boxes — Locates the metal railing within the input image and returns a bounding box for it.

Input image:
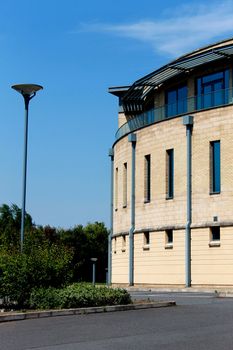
[115,88,233,141]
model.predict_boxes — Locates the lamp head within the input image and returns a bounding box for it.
[11,84,43,97]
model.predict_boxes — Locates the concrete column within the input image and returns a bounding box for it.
[128,133,137,286]
[108,148,114,285]
[183,115,193,288]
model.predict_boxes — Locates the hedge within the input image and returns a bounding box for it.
[29,283,132,309]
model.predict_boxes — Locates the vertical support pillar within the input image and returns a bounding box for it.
[128,133,137,286]
[108,148,114,285]
[183,115,193,288]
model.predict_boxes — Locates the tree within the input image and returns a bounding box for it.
[0,204,33,251]
[59,222,108,282]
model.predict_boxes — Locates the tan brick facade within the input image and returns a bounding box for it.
[109,38,233,287]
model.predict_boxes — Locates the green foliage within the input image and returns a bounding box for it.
[0,240,73,307]
[59,222,108,282]
[0,203,109,307]
[29,284,132,310]
[0,204,33,251]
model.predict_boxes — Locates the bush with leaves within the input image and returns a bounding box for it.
[0,204,33,252]
[29,283,132,309]
[0,237,73,307]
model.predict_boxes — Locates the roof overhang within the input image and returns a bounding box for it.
[122,43,233,114]
[108,86,130,97]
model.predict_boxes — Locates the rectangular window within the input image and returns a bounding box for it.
[115,168,118,210]
[144,155,151,202]
[114,237,117,253]
[209,227,220,247]
[165,229,173,248]
[144,232,150,245]
[143,232,150,250]
[165,85,187,117]
[123,163,127,207]
[166,149,174,199]
[210,141,220,194]
[122,235,126,252]
[196,69,229,110]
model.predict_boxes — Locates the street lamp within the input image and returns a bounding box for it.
[90,258,98,286]
[11,84,43,252]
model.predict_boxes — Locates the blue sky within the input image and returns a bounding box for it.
[1,0,233,228]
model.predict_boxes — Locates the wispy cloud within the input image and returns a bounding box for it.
[78,1,233,57]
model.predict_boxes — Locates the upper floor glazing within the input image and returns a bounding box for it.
[115,68,232,141]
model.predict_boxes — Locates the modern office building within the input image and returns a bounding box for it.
[108,38,233,288]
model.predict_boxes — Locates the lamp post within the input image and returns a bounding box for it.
[11,84,43,252]
[90,258,98,286]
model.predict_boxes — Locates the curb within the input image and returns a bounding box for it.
[0,301,176,323]
[126,287,218,294]
[216,292,233,298]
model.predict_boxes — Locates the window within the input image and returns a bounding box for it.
[165,85,187,117]
[210,141,221,194]
[166,149,174,199]
[144,232,150,245]
[122,235,126,252]
[196,70,229,109]
[143,232,150,250]
[144,155,151,202]
[115,168,118,210]
[114,237,117,253]
[123,163,127,208]
[165,230,173,248]
[209,227,220,247]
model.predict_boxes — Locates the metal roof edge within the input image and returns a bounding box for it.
[108,86,130,97]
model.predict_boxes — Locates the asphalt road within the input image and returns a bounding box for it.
[1,292,233,349]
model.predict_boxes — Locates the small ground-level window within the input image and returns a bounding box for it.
[165,229,173,249]
[143,232,150,250]
[209,227,220,247]
[122,235,126,252]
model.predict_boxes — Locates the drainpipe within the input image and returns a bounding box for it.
[183,115,193,288]
[108,148,114,285]
[128,133,137,286]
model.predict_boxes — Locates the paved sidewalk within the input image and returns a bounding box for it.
[126,286,233,294]
[0,301,176,323]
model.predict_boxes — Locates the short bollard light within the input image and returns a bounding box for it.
[90,258,98,286]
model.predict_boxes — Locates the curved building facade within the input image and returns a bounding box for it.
[108,38,233,288]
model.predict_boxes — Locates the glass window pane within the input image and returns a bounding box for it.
[167,90,177,103]
[211,141,221,193]
[167,149,174,198]
[196,70,229,110]
[166,86,187,117]
[202,71,223,83]
[203,84,212,108]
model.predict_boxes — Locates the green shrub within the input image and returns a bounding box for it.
[29,283,132,309]
[0,241,73,307]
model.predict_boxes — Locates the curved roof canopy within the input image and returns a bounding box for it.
[122,41,233,114]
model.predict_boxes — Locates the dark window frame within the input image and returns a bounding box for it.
[144,232,150,245]
[123,162,127,208]
[144,154,151,203]
[166,230,173,244]
[196,69,229,110]
[209,227,220,247]
[166,149,174,199]
[210,140,221,194]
